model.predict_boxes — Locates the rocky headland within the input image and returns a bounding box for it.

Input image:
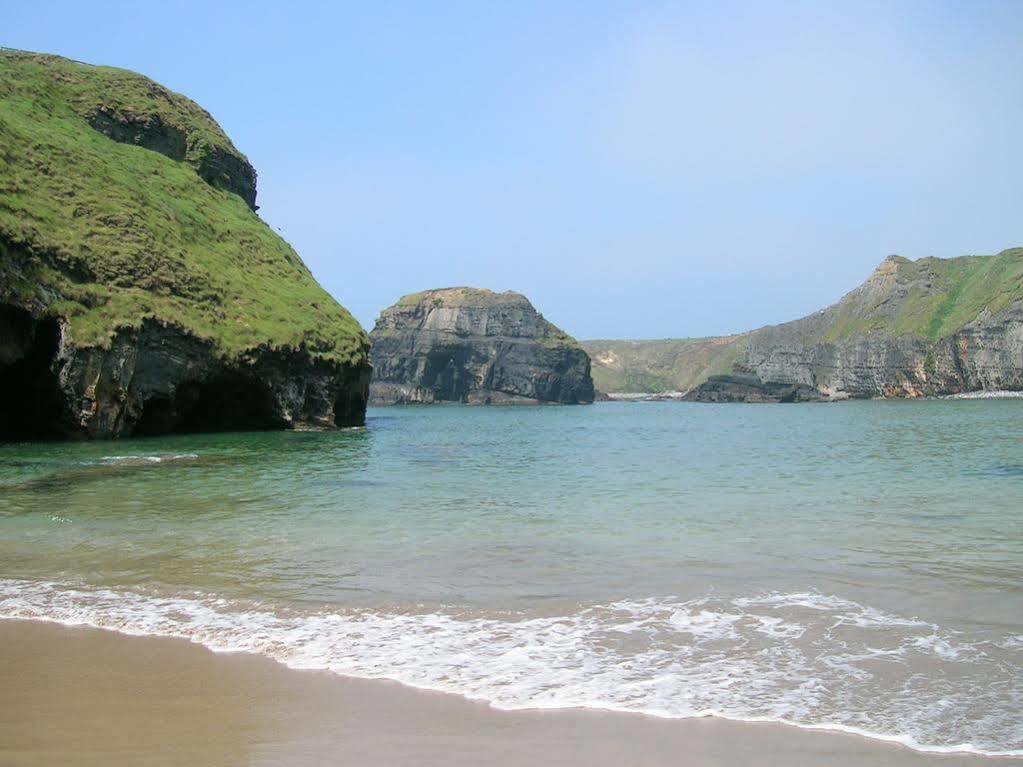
[369,288,594,405]
[0,50,370,439]
[587,249,1023,402]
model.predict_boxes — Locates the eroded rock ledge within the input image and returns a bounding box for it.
[0,304,368,440]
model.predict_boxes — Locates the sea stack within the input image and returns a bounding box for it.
[0,50,370,439]
[369,288,594,405]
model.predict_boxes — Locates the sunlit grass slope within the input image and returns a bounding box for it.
[0,49,367,364]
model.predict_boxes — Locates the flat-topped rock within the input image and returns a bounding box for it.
[369,288,594,405]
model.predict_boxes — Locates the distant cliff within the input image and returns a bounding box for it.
[588,248,1023,402]
[369,288,594,405]
[691,249,1023,401]
[582,336,747,395]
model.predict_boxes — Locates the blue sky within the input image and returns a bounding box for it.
[5,1,1022,338]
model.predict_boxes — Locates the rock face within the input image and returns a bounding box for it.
[0,305,370,439]
[85,107,257,210]
[369,288,594,405]
[686,250,1023,402]
[0,50,369,439]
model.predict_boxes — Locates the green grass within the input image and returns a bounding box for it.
[923,251,1023,339]
[0,49,367,365]
[824,250,1023,343]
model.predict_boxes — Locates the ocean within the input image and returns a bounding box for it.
[1,401,1021,755]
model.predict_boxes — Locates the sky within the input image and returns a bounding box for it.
[5,1,1023,339]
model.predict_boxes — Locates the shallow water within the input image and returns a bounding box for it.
[1,401,1021,754]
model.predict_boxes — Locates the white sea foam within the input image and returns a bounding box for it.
[0,579,1020,756]
[942,390,1023,400]
[98,454,200,465]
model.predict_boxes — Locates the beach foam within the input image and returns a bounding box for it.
[0,579,1019,756]
[97,454,200,465]
[942,390,1023,399]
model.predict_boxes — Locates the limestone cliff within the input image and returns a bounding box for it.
[0,50,369,439]
[369,288,594,405]
[687,249,1023,401]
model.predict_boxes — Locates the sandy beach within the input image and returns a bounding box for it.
[1,619,1017,767]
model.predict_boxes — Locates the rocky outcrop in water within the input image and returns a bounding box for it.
[369,288,594,405]
[685,250,1023,402]
[0,50,369,440]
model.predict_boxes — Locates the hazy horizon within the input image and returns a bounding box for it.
[6,1,1022,339]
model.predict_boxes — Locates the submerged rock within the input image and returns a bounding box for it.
[0,50,369,439]
[369,288,594,405]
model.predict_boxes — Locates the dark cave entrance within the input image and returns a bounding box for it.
[134,373,284,436]
[422,349,472,402]
[0,306,67,441]
[334,387,367,427]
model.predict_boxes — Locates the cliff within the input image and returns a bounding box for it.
[369,288,594,405]
[688,249,1023,401]
[0,50,370,439]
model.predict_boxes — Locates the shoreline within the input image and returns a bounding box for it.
[601,390,1023,402]
[2,618,1019,766]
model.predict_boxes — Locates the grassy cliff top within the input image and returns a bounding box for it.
[394,287,532,309]
[378,287,579,347]
[823,248,1023,342]
[0,49,367,365]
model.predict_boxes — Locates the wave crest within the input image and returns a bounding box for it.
[0,579,1019,756]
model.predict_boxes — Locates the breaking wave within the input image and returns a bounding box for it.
[1,579,1020,756]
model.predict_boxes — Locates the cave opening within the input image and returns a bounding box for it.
[0,306,67,441]
[334,388,366,427]
[135,373,284,436]
[423,349,471,401]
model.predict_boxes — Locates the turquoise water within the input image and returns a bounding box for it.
[1,401,1021,753]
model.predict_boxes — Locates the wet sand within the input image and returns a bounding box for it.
[1,619,1018,767]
